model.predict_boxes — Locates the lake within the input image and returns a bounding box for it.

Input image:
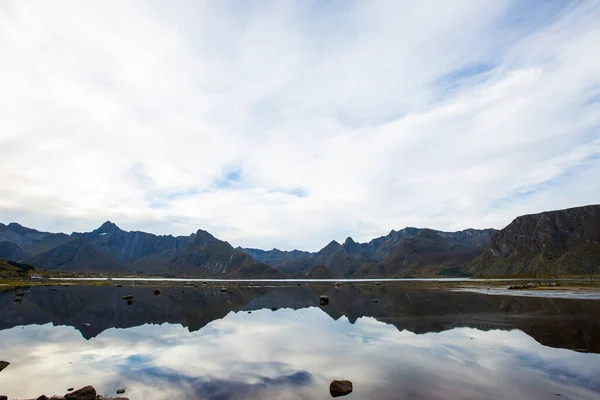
[1,283,599,399]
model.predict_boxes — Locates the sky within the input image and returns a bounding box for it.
[0,0,599,251]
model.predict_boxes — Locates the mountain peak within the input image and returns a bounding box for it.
[97,221,122,234]
[343,237,356,246]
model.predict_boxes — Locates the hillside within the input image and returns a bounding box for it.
[1,205,598,278]
[16,223,282,278]
[240,227,497,278]
[466,205,600,276]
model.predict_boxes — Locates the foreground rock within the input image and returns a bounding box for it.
[121,295,134,300]
[64,385,96,399]
[330,380,353,397]
[0,360,9,372]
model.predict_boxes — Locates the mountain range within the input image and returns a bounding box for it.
[1,204,599,277]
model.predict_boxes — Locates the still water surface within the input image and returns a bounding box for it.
[1,284,599,399]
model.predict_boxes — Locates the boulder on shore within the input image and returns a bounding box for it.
[330,380,353,397]
[64,385,97,400]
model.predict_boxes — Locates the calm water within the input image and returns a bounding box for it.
[1,284,599,399]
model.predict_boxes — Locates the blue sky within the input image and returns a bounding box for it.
[0,0,599,251]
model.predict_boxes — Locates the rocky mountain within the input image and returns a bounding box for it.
[304,264,336,279]
[0,221,282,278]
[1,204,598,278]
[466,205,600,276]
[0,223,69,261]
[354,229,490,277]
[240,227,498,278]
[27,238,125,272]
[237,247,314,276]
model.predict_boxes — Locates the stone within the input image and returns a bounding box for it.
[127,299,134,306]
[122,295,134,300]
[154,289,161,296]
[330,380,353,397]
[0,361,10,372]
[372,298,378,303]
[271,307,278,311]
[220,287,228,292]
[116,388,126,394]
[320,295,329,306]
[37,395,50,400]
[115,284,122,287]
[334,282,342,287]
[65,385,96,400]
[0,395,7,400]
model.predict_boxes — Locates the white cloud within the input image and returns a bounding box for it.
[0,0,599,250]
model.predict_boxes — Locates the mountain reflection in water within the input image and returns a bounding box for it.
[0,284,599,399]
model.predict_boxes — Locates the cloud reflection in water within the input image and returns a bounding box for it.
[0,307,599,399]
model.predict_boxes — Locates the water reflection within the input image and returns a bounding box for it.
[0,284,599,399]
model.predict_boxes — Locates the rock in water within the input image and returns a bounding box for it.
[0,361,9,372]
[153,289,161,296]
[330,380,353,397]
[122,295,134,300]
[65,385,97,400]
[320,295,329,306]
[117,388,126,394]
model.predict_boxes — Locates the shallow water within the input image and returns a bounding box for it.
[1,284,599,399]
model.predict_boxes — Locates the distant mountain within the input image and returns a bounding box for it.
[237,247,314,276]
[27,238,125,272]
[305,264,335,279]
[240,227,498,278]
[2,221,282,278]
[2,204,598,278]
[465,205,600,276]
[354,229,488,277]
[0,222,69,261]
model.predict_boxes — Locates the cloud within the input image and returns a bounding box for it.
[1,309,599,399]
[0,0,599,250]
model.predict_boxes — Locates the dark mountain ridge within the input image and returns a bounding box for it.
[1,204,598,277]
[465,205,600,276]
[239,227,499,277]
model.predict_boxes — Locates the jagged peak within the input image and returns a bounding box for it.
[343,237,356,246]
[96,221,122,233]
[320,240,342,253]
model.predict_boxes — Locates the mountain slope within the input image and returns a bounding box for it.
[465,205,600,276]
[0,222,69,261]
[354,229,487,277]
[239,227,498,278]
[27,238,125,272]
